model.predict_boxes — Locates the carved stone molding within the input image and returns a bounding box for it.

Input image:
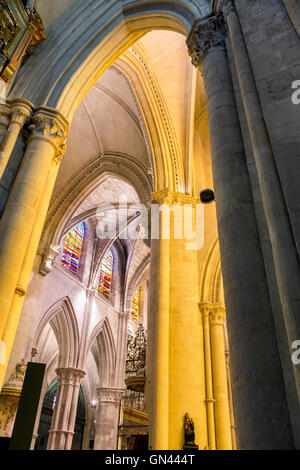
[39,243,60,276]
[15,284,26,297]
[97,387,125,403]
[187,15,227,68]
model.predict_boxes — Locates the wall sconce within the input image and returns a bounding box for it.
[200,189,215,204]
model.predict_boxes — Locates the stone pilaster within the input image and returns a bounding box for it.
[187,15,294,449]
[47,367,85,450]
[94,388,124,450]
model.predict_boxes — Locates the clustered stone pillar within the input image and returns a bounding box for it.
[0,107,68,389]
[94,388,124,450]
[0,99,33,179]
[214,0,300,403]
[47,368,85,450]
[187,15,294,449]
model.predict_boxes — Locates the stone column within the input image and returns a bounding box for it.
[199,303,216,450]
[115,311,129,390]
[148,189,207,450]
[47,367,85,450]
[209,305,231,450]
[148,192,170,450]
[0,99,33,179]
[214,0,300,404]
[187,16,294,449]
[281,0,300,37]
[94,388,124,450]
[0,106,68,389]
[0,163,61,388]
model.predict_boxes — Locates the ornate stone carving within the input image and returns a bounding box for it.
[212,0,235,18]
[56,367,85,387]
[126,324,146,375]
[2,359,27,395]
[210,306,226,326]
[27,107,69,164]
[187,15,227,68]
[199,301,226,325]
[39,244,60,276]
[9,99,33,127]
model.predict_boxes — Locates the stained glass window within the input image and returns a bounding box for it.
[130,289,139,321]
[60,223,84,275]
[98,249,113,298]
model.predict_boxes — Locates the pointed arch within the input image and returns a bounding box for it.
[33,297,80,368]
[85,317,116,388]
[39,154,152,252]
[11,0,211,119]
[200,237,224,304]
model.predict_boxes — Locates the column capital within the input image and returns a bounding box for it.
[118,310,130,320]
[9,99,34,126]
[187,15,227,68]
[210,305,226,326]
[152,188,199,206]
[56,367,85,386]
[199,301,226,325]
[211,0,235,19]
[27,106,69,164]
[97,387,125,403]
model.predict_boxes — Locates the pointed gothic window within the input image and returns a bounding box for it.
[98,248,113,298]
[130,289,139,321]
[60,223,84,275]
